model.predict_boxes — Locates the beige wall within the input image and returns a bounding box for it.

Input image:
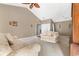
[55,20,72,36]
[41,19,72,36]
[0,5,9,33]
[0,4,40,38]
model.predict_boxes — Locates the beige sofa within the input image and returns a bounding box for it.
[40,31,59,43]
[0,33,41,56]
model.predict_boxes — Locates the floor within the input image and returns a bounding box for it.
[39,41,63,56]
[19,36,64,56]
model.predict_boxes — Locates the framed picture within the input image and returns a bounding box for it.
[9,21,17,27]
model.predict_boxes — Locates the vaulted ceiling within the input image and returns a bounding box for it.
[3,3,72,22]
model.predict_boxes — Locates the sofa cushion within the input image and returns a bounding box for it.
[5,33,26,50]
[10,39,27,50]
[0,33,12,56]
[40,32,59,43]
[5,33,18,45]
[9,43,41,56]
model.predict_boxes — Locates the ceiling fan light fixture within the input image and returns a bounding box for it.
[34,3,40,8]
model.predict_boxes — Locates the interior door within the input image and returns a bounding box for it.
[70,3,79,56]
[73,3,79,43]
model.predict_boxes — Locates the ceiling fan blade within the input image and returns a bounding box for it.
[22,3,40,9]
[29,3,34,9]
[34,3,40,8]
[22,3,30,4]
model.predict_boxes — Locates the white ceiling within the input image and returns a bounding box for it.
[30,3,72,21]
[3,3,72,22]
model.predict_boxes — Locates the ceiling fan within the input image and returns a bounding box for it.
[22,3,40,9]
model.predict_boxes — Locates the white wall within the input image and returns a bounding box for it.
[41,24,50,33]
